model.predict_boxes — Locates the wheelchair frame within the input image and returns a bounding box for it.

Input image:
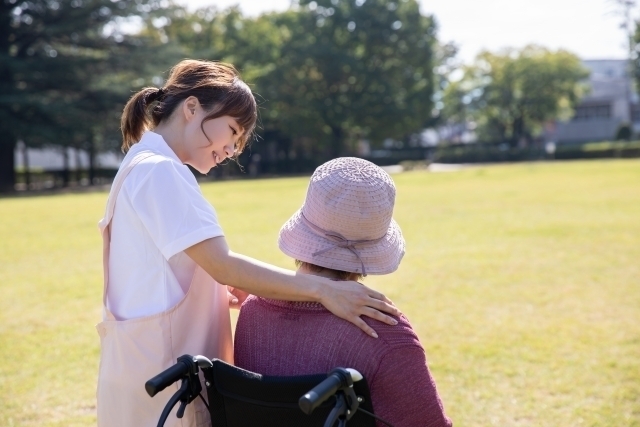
[145,354,394,427]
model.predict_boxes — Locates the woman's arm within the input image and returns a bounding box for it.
[185,236,399,337]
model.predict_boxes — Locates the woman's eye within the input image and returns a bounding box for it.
[230,126,237,135]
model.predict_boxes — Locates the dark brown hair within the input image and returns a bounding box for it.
[294,260,364,282]
[120,59,257,153]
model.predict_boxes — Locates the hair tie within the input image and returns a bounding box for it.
[146,88,165,104]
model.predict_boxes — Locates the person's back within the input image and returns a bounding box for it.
[233,158,452,427]
[235,296,452,427]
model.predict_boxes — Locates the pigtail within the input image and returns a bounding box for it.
[120,87,161,153]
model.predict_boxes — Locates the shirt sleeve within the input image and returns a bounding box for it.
[127,159,224,259]
[369,345,452,427]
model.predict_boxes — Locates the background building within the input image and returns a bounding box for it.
[549,59,637,144]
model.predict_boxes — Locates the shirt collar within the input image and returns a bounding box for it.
[258,297,327,312]
[137,131,183,164]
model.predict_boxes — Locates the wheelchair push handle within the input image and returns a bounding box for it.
[299,367,354,415]
[145,360,190,397]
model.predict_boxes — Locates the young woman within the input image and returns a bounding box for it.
[96,60,399,427]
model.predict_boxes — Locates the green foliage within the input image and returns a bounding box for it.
[559,140,640,158]
[261,0,436,156]
[0,0,172,190]
[432,140,640,163]
[450,45,589,145]
[1,0,439,190]
[1,2,597,192]
[157,0,437,160]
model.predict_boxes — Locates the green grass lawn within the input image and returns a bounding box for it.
[1,159,639,426]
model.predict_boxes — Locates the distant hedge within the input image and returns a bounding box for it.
[555,141,640,160]
[432,141,640,163]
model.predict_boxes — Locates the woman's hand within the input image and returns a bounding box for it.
[314,276,401,338]
[227,286,251,310]
[186,237,400,337]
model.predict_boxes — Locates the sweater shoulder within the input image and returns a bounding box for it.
[363,313,424,352]
[239,296,424,352]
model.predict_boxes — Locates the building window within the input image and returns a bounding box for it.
[572,103,611,121]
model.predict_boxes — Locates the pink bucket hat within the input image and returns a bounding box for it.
[278,157,405,276]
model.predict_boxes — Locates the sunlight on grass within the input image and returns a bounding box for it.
[1,159,639,426]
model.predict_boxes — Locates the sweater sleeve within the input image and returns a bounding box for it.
[368,345,452,427]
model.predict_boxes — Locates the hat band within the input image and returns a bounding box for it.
[300,213,386,277]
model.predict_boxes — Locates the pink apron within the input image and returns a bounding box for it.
[96,152,233,427]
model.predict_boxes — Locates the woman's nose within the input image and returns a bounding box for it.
[224,143,235,158]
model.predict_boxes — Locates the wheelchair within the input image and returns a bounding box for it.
[146,354,395,427]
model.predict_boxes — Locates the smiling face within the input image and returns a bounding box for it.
[181,98,244,174]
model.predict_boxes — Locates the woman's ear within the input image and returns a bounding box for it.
[182,96,199,121]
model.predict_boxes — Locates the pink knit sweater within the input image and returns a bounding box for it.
[234,296,452,427]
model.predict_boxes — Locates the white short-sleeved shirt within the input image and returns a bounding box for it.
[106,131,224,320]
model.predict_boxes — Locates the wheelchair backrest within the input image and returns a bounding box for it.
[203,359,376,427]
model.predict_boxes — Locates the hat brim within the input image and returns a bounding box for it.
[278,208,405,275]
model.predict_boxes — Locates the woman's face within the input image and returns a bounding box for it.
[182,102,244,174]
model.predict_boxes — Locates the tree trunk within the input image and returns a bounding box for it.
[21,141,30,188]
[75,147,82,183]
[512,115,526,147]
[88,138,96,185]
[0,137,16,193]
[279,137,292,174]
[62,147,70,187]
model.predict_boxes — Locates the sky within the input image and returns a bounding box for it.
[179,0,634,63]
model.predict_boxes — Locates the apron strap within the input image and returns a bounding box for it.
[100,152,157,318]
[99,152,156,231]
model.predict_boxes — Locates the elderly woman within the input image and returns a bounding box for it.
[234,157,452,427]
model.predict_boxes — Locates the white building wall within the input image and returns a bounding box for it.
[551,59,634,143]
[14,144,123,170]
[611,98,630,123]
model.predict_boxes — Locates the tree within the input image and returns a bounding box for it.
[251,0,436,159]
[432,41,475,143]
[160,0,437,163]
[82,0,438,175]
[0,0,166,192]
[455,45,589,146]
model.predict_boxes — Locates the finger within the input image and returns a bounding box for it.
[227,291,239,305]
[358,283,383,300]
[366,297,401,317]
[361,306,398,326]
[349,315,379,338]
[345,281,396,309]
[229,287,245,298]
[362,285,395,306]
